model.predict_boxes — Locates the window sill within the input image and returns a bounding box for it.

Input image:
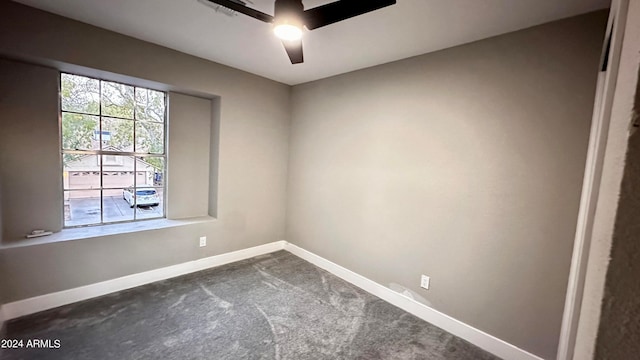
[0,216,216,250]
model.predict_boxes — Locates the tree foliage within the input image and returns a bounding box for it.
[61,74,165,170]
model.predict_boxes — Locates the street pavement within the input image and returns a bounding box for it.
[65,195,163,226]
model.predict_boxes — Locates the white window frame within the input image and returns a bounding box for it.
[60,72,168,228]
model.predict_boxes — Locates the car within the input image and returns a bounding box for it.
[123,187,160,208]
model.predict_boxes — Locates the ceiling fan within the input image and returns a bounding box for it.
[200,0,397,64]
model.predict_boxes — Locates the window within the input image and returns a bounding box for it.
[60,73,167,227]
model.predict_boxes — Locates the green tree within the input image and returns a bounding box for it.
[61,74,166,170]
[61,113,97,165]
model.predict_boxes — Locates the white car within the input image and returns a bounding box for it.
[123,187,160,208]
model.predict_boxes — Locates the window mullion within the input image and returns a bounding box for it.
[61,73,166,228]
[99,79,104,225]
[133,86,137,220]
[62,149,158,157]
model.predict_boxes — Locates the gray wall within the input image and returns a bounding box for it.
[0,61,62,239]
[166,92,213,219]
[594,68,640,360]
[0,2,290,301]
[286,11,606,360]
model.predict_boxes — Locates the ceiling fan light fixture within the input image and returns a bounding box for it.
[273,22,303,41]
[201,0,397,64]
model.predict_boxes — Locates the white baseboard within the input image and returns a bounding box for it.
[284,242,545,360]
[2,241,286,320]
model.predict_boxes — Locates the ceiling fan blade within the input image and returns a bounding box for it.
[303,0,396,30]
[202,0,274,23]
[282,40,304,64]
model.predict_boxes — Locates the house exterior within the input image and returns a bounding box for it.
[63,151,158,199]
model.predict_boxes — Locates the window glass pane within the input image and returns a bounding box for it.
[103,188,134,223]
[61,74,166,227]
[61,113,100,151]
[102,118,134,151]
[139,156,164,186]
[102,81,134,119]
[61,74,100,115]
[64,190,101,227]
[63,155,99,187]
[135,122,164,154]
[135,187,163,220]
[135,88,165,122]
[127,157,157,188]
[101,156,135,189]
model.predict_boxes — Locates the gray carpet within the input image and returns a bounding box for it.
[1,251,499,360]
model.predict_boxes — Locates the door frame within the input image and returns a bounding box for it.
[556,1,631,359]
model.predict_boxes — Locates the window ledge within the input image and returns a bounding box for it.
[0,216,216,250]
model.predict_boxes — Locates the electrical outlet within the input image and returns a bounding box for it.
[199,236,207,247]
[420,275,430,290]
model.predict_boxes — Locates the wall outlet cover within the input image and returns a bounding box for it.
[420,275,430,290]
[199,236,207,247]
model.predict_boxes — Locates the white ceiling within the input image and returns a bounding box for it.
[13,0,609,85]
